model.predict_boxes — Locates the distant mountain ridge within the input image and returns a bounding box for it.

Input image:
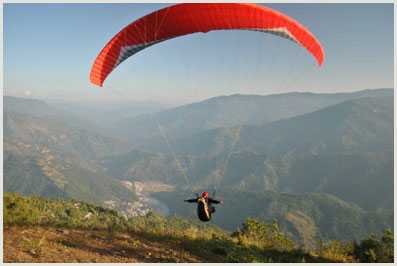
[130,96,393,160]
[114,88,393,145]
[4,96,61,117]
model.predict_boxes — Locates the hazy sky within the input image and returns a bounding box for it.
[4,3,394,104]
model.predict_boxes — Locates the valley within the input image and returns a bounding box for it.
[110,180,174,218]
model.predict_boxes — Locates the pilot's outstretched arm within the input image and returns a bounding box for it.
[208,198,222,204]
[184,198,198,203]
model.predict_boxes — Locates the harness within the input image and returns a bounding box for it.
[197,197,211,222]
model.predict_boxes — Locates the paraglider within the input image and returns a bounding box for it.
[184,191,223,222]
[89,3,325,222]
[90,3,324,87]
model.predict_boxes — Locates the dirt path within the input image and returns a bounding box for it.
[3,226,200,263]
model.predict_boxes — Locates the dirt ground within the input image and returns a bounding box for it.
[3,226,200,263]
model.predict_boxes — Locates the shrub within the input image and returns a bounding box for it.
[353,229,394,262]
[232,218,294,251]
[316,239,353,262]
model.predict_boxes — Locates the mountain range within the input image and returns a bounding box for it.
[3,88,394,245]
[112,88,392,146]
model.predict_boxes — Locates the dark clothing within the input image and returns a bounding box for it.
[184,196,221,222]
[185,197,221,204]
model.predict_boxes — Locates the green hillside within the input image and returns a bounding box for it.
[4,101,136,207]
[4,152,67,199]
[4,150,136,206]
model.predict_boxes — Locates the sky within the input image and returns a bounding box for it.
[3,3,394,104]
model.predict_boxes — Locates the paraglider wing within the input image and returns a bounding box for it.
[90,3,324,86]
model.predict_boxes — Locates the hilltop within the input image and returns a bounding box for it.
[3,193,393,263]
